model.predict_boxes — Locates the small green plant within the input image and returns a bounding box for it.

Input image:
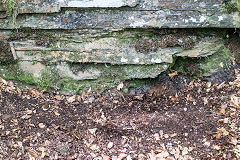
[237,0,240,12]
[223,2,238,13]
[2,0,17,15]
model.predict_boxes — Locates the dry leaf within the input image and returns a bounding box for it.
[54,111,60,116]
[0,124,4,130]
[90,144,99,150]
[221,128,229,136]
[189,80,195,86]
[156,151,169,158]
[28,150,39,159]
[206,82,212,88]
[16,87,22,96]
[102,154,110,160]
[118,153,127,160]
[170,133,177,137]
[164,134,169,139]
[11,119,18,125]
[148,150,156,160]
[223,118,229,124]
[42,103,49,111]
[154,133,160,140]
[0,77,7,85]
[54,95,62,100]
[67,95,76,103]
[88,128,97,135]
[230,137,238,145]
[21,115,32,120]
[220,104,228,114]
[186,94,193,101]
[26,110,33,115]
[220,108,226,114]
[168,71,178,78]
[182,147,189,156]
[113,100,119,104]
[215,127,229,138]
[169,96,176,101]
[203,97,208,105]
[230,95,240,108]
[117,82,124,91]
[213,145,221,150]
[38,123,46,128]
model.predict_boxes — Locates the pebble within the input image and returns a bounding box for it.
[184,107,187,111]
[170,148,176,155]
[107,142,114,149]
[88,97,95,103]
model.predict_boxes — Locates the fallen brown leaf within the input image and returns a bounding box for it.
[168,71,178,78]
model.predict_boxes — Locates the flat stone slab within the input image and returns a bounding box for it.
[0,0,240,29]
[0,0,227,13]
[12,31,224,64]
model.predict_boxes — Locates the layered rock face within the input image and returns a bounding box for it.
[0,0,238,92]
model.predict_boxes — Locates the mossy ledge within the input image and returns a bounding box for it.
[0,62,169,94]
[172,47,234,78]
[0,46,234,94]
[0,28,237,93]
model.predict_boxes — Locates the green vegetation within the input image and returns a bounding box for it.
[2,0,17,15]
[172,47,234,77]
[238,0,240,12]
[223,0,240,13]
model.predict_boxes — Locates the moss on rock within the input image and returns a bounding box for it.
[172,47,234,77]
[0,61,168,94]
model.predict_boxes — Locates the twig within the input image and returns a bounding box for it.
[9,42,17,60]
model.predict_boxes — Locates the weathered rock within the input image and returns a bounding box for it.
[0,0,238,91]
[6,0,224,14]
[1,9,240,29]
[9,29,224,64]
[0,61,169,91]
[1,0,240,29]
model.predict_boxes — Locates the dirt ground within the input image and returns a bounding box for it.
[0,65,240,160]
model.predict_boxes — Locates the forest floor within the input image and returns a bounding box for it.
[0,65,240,160]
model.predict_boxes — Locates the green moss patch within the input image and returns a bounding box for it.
[172,47,234,77]
[2,0,17,15]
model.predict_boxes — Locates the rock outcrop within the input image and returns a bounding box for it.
[0,0,238,92]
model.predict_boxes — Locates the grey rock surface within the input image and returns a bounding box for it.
[0,0,239,29]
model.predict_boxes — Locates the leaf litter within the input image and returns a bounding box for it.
[0,66,239,159]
